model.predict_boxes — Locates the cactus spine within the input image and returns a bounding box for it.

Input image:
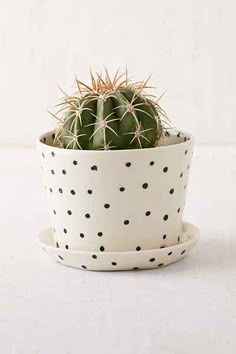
[52,70,167,150]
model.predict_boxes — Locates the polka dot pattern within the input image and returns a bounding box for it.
[38,222,199,271]
[40,130,193,253]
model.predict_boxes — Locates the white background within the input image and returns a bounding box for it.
[1,1,236,354]
[0,0,236,146]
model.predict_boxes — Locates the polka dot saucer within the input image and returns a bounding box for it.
[37,222,199,271]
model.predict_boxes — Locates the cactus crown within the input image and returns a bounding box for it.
[50,69,168,150]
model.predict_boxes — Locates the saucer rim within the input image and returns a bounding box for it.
[37,221,199,256]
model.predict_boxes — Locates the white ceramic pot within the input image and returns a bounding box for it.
[38,130,193,252]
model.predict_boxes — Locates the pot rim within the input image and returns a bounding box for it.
[37,129,193,154]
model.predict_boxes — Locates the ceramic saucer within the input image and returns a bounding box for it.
[37,222,199,271]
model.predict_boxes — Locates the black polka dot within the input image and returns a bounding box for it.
[163,234,167,239]
[67,210,72,215]
[163,167,168,173]
[85,213,90,218]
[120,187,125,192]
[53,210,56,215]
[62,169,66,175]
[150,161,155,166]
[58,188,63,193]
[73,160,77,165]
[80,233,84,238]
[149,258,155,262]
[169,188,174,194]
[51,152,55,157]
[181,250,186,255]
[81,265,87,269]
[97,232,103,237]
[136,246,141,251]
[104,204,110,209]
[168,252,172,256]
[178,236,180,242]
[71,190,75,195]
[100,246,105,252]
[158,263,164,267]
[145,211,151,216]
[160,245,166,249]
[43,137,46,143]
[52,133,55,139]
[124,220,129,225]
[51,170,55,175]
[92,255,97,259]
[177,132,181,137]
[65,245,69,249]
[111,262,117,266]
[49,188,53,193]
[87,189,92,194]
[185,150,188,155]
[91,165,97,171]
[133,267,139,270]
[56,242,59,248]
[63,229,67,234]
[184,184,187,189]
[163,214,168,221]
[177,208,181,213]
[184,137,187,142]
[142,183,148,189]
[42,152,45,158]
[58,255,63,260]
[180,172,183,178]
[126,162,131,167]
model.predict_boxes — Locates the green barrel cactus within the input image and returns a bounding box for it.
[51,70,167,150]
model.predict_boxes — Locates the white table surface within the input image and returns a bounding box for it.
[0,146,236,354]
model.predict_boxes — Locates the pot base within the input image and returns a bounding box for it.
[37,222,199,271]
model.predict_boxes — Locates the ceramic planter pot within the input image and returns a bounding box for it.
[38,130,193,253]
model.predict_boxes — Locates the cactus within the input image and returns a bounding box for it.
[51,70,167,150]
